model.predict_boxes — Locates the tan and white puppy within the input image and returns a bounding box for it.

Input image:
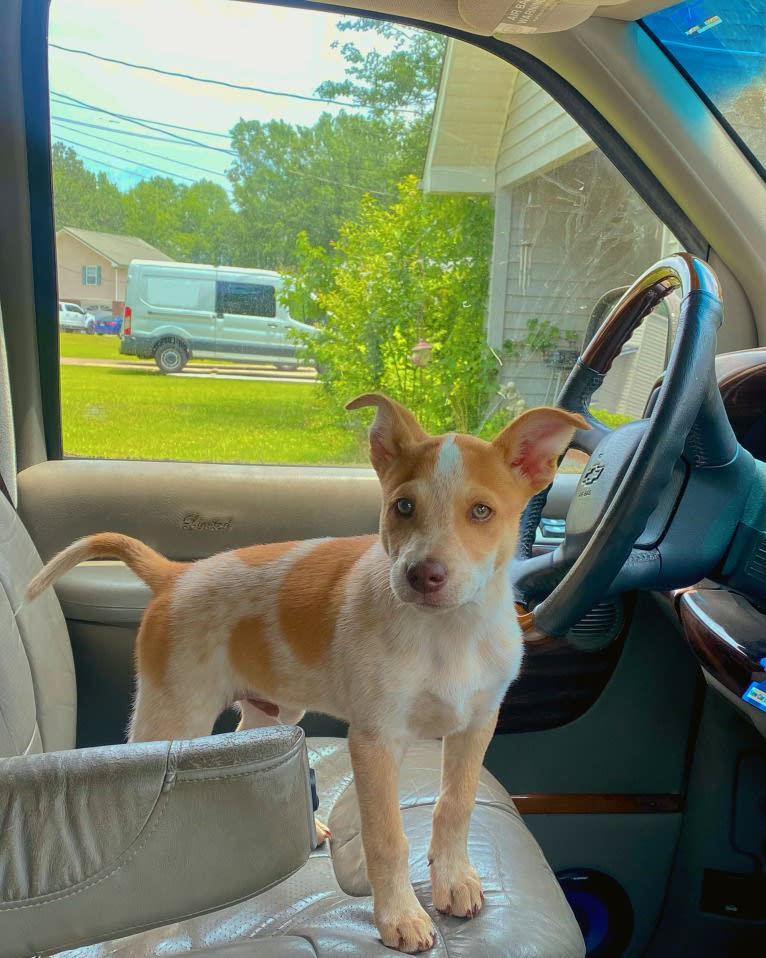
[27,393,586,954]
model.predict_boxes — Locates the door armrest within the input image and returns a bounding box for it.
[0,726,313,958]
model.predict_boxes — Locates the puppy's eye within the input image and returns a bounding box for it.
[471,503,493,521]
[395,497,414,517]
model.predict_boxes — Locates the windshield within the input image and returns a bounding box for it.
[643,1,766,169]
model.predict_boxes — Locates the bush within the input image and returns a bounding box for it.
[589,407,635,429]
[285,176,499,436]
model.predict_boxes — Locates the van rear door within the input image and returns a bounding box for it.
[214,279,278,361]
[132,263,217,356]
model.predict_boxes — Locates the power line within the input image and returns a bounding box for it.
[50,111,239,162]
[51,95,396,154]
[52,118,232,179]
[51,113,234,151]
[51,97,395,197]
[57,129,392,198]
[54,135,198,182]
[50,101,234,142]
[49,42,419,114]
[51,91,234,154]
[53,150,148,183]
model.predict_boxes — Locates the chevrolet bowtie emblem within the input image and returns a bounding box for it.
[581,463,605,486]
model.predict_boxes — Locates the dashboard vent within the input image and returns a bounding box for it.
[566,600,623,651]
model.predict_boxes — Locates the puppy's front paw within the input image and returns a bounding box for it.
[376,898,436,953]
[429,858,484,918]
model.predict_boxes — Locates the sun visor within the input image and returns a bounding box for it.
[458,0,628,35]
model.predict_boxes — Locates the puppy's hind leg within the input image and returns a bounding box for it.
[128,675,222,744]
[235,699,330,845]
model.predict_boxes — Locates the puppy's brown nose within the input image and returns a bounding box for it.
[406,559,448,594]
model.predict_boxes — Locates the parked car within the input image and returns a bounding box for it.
[92,310,122,335]
[58,301,94,333]
[120,260,318,373]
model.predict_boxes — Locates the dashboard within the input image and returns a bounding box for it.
[677,348,766,738]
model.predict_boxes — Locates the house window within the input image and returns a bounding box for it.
[82,265,102,286]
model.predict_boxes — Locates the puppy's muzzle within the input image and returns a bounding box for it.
[406,559,448,595]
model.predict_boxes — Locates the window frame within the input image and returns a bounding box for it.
[23,0,706,461]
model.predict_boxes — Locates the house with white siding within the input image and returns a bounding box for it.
[423,40,679,417]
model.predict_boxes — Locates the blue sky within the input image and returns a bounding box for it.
[49,0,382,193]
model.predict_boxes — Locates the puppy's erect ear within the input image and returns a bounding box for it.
[346,393,428,473]
[493,407,589,497]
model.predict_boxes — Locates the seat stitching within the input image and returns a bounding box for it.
[21,721,40,755]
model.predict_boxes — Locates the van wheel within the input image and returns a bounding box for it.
[154,340,188,374]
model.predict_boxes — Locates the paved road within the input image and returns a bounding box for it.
[61,356,319,384]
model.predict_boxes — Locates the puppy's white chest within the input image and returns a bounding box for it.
[402,628,520,739]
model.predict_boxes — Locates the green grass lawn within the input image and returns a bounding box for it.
[61,364,364,464]
[58,332,239,366]
[59,332,127,360]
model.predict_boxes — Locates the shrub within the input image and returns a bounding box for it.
[285,176,498,435]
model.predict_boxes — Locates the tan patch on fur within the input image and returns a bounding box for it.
[228,615,279,699]
[279,536,376,665]
[236,540,298,566]
[381,436,442,490]
[453,435,529,568]
[136,591,174,682]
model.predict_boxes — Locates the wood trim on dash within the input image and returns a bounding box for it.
[512,793,682,814]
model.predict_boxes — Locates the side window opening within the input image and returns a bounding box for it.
[49,2,685,467]
[216,282,277,318]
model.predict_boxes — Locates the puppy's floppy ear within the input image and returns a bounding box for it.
[493,407,589,497]
[346,393,428,473]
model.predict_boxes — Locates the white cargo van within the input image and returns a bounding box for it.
[120,260,318,373]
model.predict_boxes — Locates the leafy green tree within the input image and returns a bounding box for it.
[228,112,403,269]
[174,180,240,265]
[318,18,444,114]
[228,17,446,271]
[52,143,125,232]
[315,18,445,169]
[289,176,497,435]
[53,145,241,265]
[122,177,186,257]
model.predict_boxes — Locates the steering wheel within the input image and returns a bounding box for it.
[513,252,758,641]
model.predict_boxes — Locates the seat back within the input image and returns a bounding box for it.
[0,307,76,757]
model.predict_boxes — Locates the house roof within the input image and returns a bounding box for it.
[422,40,519,193]
[423,38,593,193]
[57,228,173,266]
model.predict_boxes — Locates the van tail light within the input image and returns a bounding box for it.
[123,306,132,336]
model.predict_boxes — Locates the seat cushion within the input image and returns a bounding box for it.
[59,738,585,958]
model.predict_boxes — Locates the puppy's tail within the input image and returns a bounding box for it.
[27,533,182,601]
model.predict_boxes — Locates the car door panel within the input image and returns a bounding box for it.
[18,459,382,561]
